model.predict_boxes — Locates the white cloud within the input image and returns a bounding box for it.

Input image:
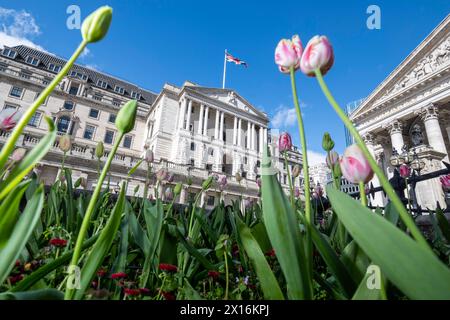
[271,105,297,129]
[307,150,326,166]
[0,7,43,50]
[80,47,91,59]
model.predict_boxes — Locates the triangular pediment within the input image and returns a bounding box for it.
[350,14,450,120]
[186,86,268,120]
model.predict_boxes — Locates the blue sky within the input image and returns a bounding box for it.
[0,0,449,164]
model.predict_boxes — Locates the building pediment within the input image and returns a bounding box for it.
[351,14,450,121]
[186,86,268,120]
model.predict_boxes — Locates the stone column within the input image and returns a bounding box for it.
[259,126,263,153]
[247,121,251,149]
[185,100,193,131]
[219,111,224,141]
[386,120,404,154]
[251,123,256,151]
[197,104,204,134]
[363,133,385,207]
[214,109,220,139]
[203,106,209,136]
[179,98,187,129]
[180,188,187,204]
[233,116,238,145]
[421,105,448,161]
[237,118,242,147]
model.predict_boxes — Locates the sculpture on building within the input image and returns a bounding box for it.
[410,124,425,147]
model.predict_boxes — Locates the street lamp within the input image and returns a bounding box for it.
[390,148,400,167]
[410,149,425,174]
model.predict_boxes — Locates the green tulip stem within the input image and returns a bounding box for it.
[0,40,88,173]
[314,68,429,250]
[359,181,367,207]
[65,131,124,300]
[289,66,313,280]
[224,250,229,300]
[284,152,295,208]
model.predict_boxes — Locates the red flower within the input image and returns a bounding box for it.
[159,263,178,273]
[124,288,141,296]
[161,291,176,300]
[139,288,151,296]
[9,274,23,285]
[265,249,276,257]
[238,265,244,273]
[15,260,21,268]
[207,270,220,280]
[49,238,67,247]
[111,272,127,279]
[97,269,107,277]
[91,281,98,289]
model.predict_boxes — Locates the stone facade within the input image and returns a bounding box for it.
[0,45,302,208]
[350,14,450,209]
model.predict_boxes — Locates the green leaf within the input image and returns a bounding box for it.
[0,180,30,248]
[143,198,164,264]
[0,289,64,300]
[112,203,130,273]
[436,209,450,243]
[73,182,127,299]
[129,211,150,255]
[260,146,312,299]
[384,202,399,226]
[327,186,450,300]
[306,217,357,298]
[182,278,203,300]
[351,265,383,300]
[236,218,284,300]
[0,117,56,201]
[0,185,44,285]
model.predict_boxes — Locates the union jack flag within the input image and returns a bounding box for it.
[226,52,248,67]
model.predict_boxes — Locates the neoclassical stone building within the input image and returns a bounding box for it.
[0,45,302,207]
[350,14,450,209]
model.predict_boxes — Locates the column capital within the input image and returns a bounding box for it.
[420,104,439,122]
[385,120,403,135]
[363,132,375,145]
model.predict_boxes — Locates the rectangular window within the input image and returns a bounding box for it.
[9,86,23,98]
[69,84,79,96]
[114,86,125,95]
[25,56,39,66]
[112,98,121,107]
[2,48,17,58]
[93,93,103,101]
[104,130,115,144]
[28,111,42,127]
[48,63,62,73]
[207,196,215,206]
[190,158,195,167]
[108,113,116,123]
[131,91,141,100]
[97,80,108,89]
[63,101,74,110]
[89,108,99,119]
[83,125,96,140]
[190,142,195,151]
[70,71,88,81]
[19,71,31,79]
[3,104,17,111]
[206,164,212,171]
[123,135,132,149]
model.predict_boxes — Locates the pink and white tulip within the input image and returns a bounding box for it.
[399,164,411,179]
[300,35,334,77]
[0,108,21,131]
[340,144,374,184]
[275,35,303,74]
[278,132,292,153]
[440,174,450,191]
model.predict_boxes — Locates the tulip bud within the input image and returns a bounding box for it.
[186,176,193,186]
[202,176,214,190]
[278,132,292,153]
[74,177,82,188]
[59,135,71,153]
[115,100,137,134]
[95,141,104,159]
[322,132,335,152]
[166,173,174,183]
[292,164,301,178]
[314,185,324,197]
[174,182,182,196]
[0,108,21,131]
[333,161,342,179]
[235,172,242,183]
[294,187,301,198]
[326,151,339,169]
[440,174,450,191]
[144,149,154,163]
[399,164,411,179]
[256,177,262,189]
[134,184,140,194]
[11,148,26,162]
[218,175,227,188]
[274,35,303,73]
[339,144,374,184]
[300,35,334,77]
[81,6,113,44]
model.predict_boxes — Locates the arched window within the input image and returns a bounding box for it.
[57,116,71,134]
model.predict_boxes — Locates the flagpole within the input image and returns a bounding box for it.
[222,49,227,89]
